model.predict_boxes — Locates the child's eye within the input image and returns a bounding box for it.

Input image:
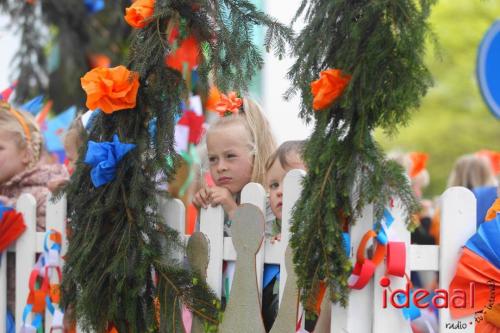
[226,154,236,159]
[208,156,217,164]
[269,182,279,190]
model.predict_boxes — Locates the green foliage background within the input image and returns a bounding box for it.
[376,0,500,197]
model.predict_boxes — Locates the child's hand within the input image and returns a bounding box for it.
[193,186,211,209]
[209,186,238,218]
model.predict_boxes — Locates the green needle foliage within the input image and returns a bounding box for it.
[287,0,435,308]
[60,1,292,332]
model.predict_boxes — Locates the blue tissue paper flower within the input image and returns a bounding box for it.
[84,134,136,188]
[84,0,105,13]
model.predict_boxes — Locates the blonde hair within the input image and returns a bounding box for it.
[447,154,497,189]
[64,115,85,151]
[265,140,306,171]
[207,97,276,185]
[0,101,43,169]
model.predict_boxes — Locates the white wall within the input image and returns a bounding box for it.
[0,13,19,89]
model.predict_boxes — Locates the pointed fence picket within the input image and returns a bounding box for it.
[1,173,479,333]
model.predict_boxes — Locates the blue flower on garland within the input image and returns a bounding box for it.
[84,0,105,14]
[84,134,136,188]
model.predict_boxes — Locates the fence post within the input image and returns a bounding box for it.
[158,196,186,262]
[372,201,412,333]
[279,170,305,305]
[15,194,37,332]
[331,204,374,333]
[241,183,267,297]
[200,205,225,298]
[439,187,476,333]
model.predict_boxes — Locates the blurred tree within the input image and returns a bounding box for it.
[376,0,500,197]
[0,0,131,111]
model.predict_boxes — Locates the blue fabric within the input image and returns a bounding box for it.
[473,186,498,227]
[465,214,500,269]
[6,309,15,333]
[84,134,136,188]
[263,264,280,288]
[0,202,13,220]
[397,291,421,320]
[376,209,394,245]
[84,0,105,13]
[342,232,350,256]
[148,117,157,141]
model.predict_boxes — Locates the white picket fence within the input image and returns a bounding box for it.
[1,169,478,332]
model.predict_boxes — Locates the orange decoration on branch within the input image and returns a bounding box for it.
[81,65,140,114]
[311,69,351,111]
[476,150,500,175]
[408,152,429,178]
[165,35,201,73]
[205,86,222,112]
[124,0,155,29]
[214,92,243,117]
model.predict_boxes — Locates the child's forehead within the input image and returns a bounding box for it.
[207,125,252,151]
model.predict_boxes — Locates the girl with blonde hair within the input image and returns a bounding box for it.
[193,93,277,232]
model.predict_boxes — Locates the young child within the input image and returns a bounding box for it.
[262,140,306,331]
[193,95,277,234]
[0,101,69,320]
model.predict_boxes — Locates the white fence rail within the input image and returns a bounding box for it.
[1,170,478,332]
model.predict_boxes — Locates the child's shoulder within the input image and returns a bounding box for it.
[7,162,69,189]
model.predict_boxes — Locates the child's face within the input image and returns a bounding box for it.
[266,159,287,220]
[0,131,30,184]
[207,123,253,194]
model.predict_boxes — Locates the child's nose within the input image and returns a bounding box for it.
[217,161,228,172]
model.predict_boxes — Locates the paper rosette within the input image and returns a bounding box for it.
[0,209,27,253]
[449,214,500,331]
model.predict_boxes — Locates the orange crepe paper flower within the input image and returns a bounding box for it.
[409,152,429,178]
[486,199,500,222]
[124,0,155,29]
[89,54,111,69]
[205,86,222,112]
[311,69,351,111]
[165,35,201,73]
[214,92,243,117]
[81,65,140,114]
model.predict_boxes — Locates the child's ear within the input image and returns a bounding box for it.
[20,147,32,165]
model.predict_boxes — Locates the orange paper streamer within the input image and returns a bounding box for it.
[124,0,155,29]
[81,65,140,114]
[311,69,351,111]
[205,86,222,112]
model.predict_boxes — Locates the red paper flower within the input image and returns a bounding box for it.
[124,0,155,29]
[311,69,351,111]
[214,92,243,117]
[81,65,140,114]
[0,210,26,253]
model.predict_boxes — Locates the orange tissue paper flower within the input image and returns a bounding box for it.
[409,152,429,178]
[124,0,155,29]
[205,86,222,112]
[476,150,500,175]
[165,35,201,73]
[311,69,351,111]
[81,65,140,114]
[215,92,243,117]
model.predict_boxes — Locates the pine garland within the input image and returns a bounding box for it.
[60,1,292,332]
[287,0,435,308]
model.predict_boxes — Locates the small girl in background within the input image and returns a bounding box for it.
[0,101,69,320]
[193,94,277,234]
[265,140,306,239]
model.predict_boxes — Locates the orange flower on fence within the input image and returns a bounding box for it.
[124,0,155,29]
[215,92,243,117]
[311,69,351,111]
[81,65,140,114]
